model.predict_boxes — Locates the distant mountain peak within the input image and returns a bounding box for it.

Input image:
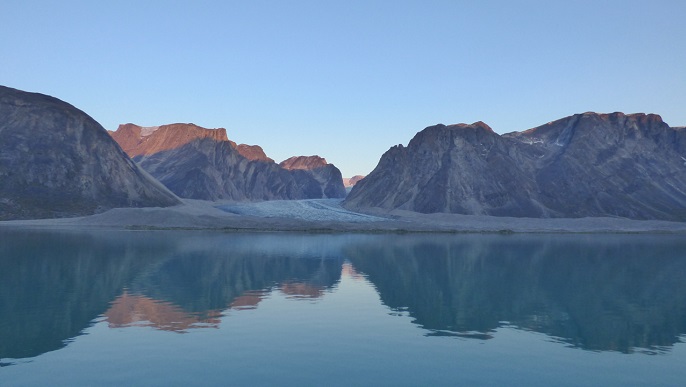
[280,155,329,170]
[111,123,229,158]
[444,121,494,132]
[343,175,365,187]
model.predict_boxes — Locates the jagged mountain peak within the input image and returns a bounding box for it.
[345,112,686,220]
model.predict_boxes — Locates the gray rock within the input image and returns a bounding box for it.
[345,113,686,221]
[0,86,180,220]
[280,156,347,199]
[111,124,346,200]
[343,175,365,187]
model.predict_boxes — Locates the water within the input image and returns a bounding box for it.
[1,229,686,386]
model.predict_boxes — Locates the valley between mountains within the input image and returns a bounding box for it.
[2,85,686,232]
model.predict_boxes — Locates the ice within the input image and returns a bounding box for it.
[217,199,384,222]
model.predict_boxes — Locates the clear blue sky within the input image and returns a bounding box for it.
[2,1,685,177]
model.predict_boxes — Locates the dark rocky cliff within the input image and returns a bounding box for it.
[280,156,347,199]
[345,112,686,220]
[110,123,346,200]
[0,86,180,220]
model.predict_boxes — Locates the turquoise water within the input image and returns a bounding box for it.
[1,229,686,386]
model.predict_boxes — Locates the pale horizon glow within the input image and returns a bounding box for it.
[1,1,685,177]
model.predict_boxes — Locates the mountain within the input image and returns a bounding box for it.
[345,112,686,221]
[280,156,347,199]
[345,121,542,217]
[235,144,272,162]
[110,123,272,162]
[343,175,365,187]
[110,123,346,200]
[109,123,228,157]
[0,86,180,220]
[280,155,328,170]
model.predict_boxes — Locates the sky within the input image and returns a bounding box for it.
[2,1,685,177]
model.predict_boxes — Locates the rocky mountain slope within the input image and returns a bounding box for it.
[343,175,365,187]
[235,144,272,162]
[279,155,328,170]
[110,123,273,162]
[280,156,347,199]
[110,123,345,201]
[0,86,180,220]
[345,112,686,221]
[110,123,228,157]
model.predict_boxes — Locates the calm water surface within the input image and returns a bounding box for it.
[1,229,686,386]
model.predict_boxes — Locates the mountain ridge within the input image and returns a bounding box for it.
[345,112,686,221]
[110,123,346,201]
[0,86,180,220]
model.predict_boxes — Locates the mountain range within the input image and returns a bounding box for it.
[109,123,346,201]
[2,85,686,222]
[344,113,686,221]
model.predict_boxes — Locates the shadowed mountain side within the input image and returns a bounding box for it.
[135,138,337,200]
[0,86,179,220]
[346,122,542,217]
[111,123,345,200]
[280,156,347,198]
[505,113,686,220]
[344,234,686,353]
[345,113,686,220]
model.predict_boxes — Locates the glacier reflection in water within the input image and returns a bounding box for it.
[1,229,686,385]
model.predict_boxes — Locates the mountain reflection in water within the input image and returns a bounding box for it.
[345,234,686,353]
[1,229,685,364]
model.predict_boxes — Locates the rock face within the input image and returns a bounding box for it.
[345,113,686,221]
[0,86,180,220]
[110,123,228,157]
[280,156,347,199]
[235,144,272,162]
[280,155,328,170]
[343,175,365,187]
[110,123,346,201]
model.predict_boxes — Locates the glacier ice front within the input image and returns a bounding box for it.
[217,199,384,222]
